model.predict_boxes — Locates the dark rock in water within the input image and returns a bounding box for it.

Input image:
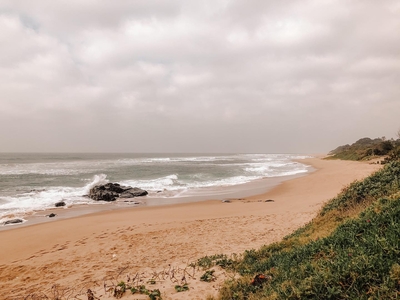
[120,185,136,192]
[89,183,148,201]
[55,201,66,207]
[265,199,275,202]
[103,182,124,193]
[47,213,57,218]
[120,187,148,198]
[90,189,119,201]
[4,219,24,225]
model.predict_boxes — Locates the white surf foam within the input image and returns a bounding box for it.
[0,174,110,223]
[120,174,181,192]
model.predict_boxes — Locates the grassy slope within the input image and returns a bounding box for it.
[212,161,400,300]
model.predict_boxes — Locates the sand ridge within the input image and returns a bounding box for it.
[0,157,382,299]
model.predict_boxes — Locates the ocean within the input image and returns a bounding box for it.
[0,153,311,223]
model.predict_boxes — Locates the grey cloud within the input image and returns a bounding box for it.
[0,1,399,153]
[2,0,183,35]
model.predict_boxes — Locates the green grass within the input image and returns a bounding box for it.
[321,161,400,215]
[210,161,400,300]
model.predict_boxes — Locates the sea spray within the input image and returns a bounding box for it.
[84,174,109,194]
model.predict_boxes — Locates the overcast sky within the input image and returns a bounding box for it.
[1,1,399,153]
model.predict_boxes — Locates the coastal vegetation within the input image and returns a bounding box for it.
[204,139,400,299]
[327,134,400,162]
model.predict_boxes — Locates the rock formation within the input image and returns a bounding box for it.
[89,183,148,202]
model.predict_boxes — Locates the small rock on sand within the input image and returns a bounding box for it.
[3,219,24,225]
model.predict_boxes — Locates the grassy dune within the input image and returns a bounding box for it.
[209,161,400,300]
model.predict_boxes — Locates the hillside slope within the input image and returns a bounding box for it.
[212,161,400,300]
[328,137,400,162]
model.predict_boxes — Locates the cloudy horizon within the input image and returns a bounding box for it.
[1,1,399,153]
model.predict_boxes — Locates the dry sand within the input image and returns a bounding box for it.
[0,157,382,299]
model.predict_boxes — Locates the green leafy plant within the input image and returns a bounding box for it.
[130,285,162,299]
[148,289,161,300]
[174,284,189,292]
[200,270,216,282]
[196,254,237,270]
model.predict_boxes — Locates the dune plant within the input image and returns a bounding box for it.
[174,283,189,292]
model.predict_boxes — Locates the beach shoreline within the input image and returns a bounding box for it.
[0,153,311,228]
[0,164,312,232]
[0,157,382,299]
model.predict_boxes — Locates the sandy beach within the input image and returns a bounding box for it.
[0,157,382,299]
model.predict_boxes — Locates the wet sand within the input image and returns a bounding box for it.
[0,157,381,299]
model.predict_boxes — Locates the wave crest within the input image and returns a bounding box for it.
[84,174,109,194]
